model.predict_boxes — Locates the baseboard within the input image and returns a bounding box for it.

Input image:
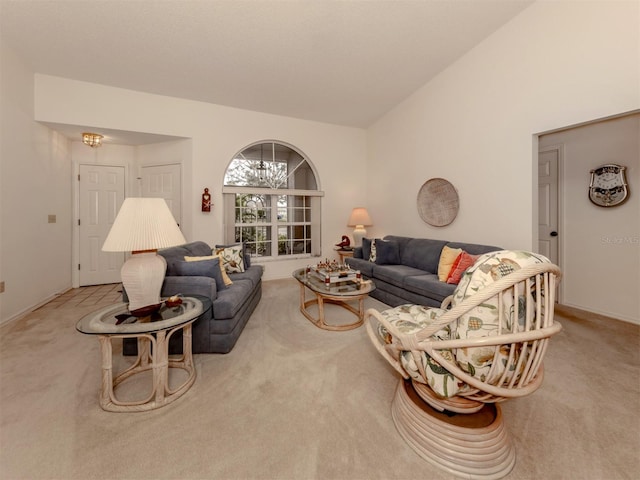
[0,287,73,328]
[556,303,639,326]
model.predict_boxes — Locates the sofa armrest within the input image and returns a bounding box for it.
[161,276,218,302]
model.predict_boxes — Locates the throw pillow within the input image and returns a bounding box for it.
[214,244,245,273]
[446,251,479,285]
[369,239,378,262]
[185,255,233,286]
[174,257,227,291]
[362,237,372,261]
[375,240,400,265]
[437,245,462,281]
[215,243,250,270]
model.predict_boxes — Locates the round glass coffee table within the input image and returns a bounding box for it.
[76,297,203,412]
[293,268,375,331]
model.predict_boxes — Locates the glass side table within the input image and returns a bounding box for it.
[293,268,375,331]
[76,297,203,412]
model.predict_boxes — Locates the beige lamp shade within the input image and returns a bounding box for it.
[347,207,373,227]
[102,198,185,252]
[347,207,372,248]
[102,198,186,315]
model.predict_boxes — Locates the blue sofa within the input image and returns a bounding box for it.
[124,241,262,354]
[346,235,500,307]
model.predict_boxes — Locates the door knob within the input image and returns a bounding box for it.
[550,231,558,237]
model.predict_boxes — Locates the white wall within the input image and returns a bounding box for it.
[33,75,368,282]
[0,42,73,323]
[366,1,639,322]
[540,114,639,323]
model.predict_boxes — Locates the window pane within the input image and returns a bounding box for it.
[225,143,319,259]
[225,142,317,190]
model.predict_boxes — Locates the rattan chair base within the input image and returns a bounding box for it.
[391,380,516,480]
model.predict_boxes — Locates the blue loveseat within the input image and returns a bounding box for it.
[345,235,500,308]
[124,241,262,354]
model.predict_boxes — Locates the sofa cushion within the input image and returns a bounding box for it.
[362,237,373,261]
[345,257,374,277]
[445,241,501,256]
[437,245,462,281]
[215,243,251,270]
[400,238,448,273]
[174,257,227,291]
[375,239,401,265]
[214,244,245,273]
[211,278,255,320]
[377,304,460,398]
[451,250,552,384]
[446,251,479,285]
[228,265,263,288]
[160,241,213,275]
[185,255,233,286]
[403,274,455,302]
[373,264,427,289]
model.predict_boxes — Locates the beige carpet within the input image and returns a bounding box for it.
[0,279,638,480]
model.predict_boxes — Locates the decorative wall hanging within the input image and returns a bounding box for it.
[417,178,459,227]
[588,164,629,207]
[201,188,212,212]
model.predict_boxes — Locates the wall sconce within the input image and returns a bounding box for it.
[82,132,104,148]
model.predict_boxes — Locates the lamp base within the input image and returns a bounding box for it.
[121,251,167,314]
[352,225,367,248]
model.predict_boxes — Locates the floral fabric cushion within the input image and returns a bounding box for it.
[214,244,245,273]
[377,304,462,398]
[451,250,552,384]
[369,239,378,262]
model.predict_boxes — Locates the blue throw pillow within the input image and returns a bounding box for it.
[375,240,400,265]
[362,238,372,261]
[173,257,227,291]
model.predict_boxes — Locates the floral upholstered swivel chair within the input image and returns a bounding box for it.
[364,250,562,479]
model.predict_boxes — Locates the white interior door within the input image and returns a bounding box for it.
[141,164,182,227]
[79,165,125,286]
[538,147,559,265]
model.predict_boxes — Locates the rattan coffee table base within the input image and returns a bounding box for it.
[298,283,366,331]
[391,379,516,479]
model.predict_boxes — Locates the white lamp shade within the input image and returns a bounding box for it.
[102,198,185,252]
[347,207,372,227]
[102,197,185,315]
[347,207,372,248]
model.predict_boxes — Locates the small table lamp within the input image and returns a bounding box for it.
[347,207,372,247]
[102,198,186,316]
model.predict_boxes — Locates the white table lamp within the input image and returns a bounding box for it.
[347,207,372,247]
[102,198,186,316]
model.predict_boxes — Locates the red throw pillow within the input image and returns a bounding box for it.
[446,251,479,285]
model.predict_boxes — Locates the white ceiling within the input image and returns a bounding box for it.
[1,0,533,144]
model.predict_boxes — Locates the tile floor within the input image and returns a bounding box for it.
[36,283,123,311]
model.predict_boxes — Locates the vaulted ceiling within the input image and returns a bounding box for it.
[1,0,533,130]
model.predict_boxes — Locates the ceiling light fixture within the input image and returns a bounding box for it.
[256,144,267,182]
[82,132,104,148]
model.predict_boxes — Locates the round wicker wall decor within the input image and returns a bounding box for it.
[417,178,459,227]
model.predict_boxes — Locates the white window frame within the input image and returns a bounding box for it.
[222,187,323,262]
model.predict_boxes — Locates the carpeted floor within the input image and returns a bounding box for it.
[0,279,638,480]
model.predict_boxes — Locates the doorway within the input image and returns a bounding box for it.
[537,145,561,266]
[78,164,125,286]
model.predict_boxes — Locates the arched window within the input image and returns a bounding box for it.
[222,141,322,261]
